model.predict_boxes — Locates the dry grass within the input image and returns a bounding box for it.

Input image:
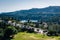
[11,32,60,40]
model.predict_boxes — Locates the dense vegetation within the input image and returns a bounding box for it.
[0,6,60,21]
[0,19,18,40]
[0,6,60,40]
[0,18,60,40]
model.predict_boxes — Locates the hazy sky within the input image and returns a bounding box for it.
[0,0,60,12]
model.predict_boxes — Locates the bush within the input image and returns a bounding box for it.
[4,26,18,38]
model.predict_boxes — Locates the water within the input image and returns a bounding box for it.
[20,20,38,23]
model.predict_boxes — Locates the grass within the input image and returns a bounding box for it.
[12,32,60,40]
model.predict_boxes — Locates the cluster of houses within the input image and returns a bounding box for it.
[0,18,48,35]
[7,20,48,34]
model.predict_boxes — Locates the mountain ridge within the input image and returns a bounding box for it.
[0,6,60,22]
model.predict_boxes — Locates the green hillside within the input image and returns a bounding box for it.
[12,32,60,40]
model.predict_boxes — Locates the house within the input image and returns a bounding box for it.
[12,22,16,26]
[16,23,21,27]
[0,19,3,22]
[43,22,48,28]
[8,20,12,24]
[34,28,44,34]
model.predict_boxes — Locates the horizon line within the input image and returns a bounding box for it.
[0,5,60,13]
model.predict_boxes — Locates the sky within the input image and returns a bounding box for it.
[0,0,60,12]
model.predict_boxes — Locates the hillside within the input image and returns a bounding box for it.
[12,32,60,40]
[0,6,60,22]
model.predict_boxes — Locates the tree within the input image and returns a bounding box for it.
[0,28,4,40]
[4,26,18,39]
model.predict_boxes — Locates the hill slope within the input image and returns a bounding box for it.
[0,6,60,22]
[12,32,59,40]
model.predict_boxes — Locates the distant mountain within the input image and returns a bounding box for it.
[0,6,60,22]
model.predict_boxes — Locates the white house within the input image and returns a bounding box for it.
[0,19,3,22]
[34,28,44,34]
[43,22,48,28]
[16,23,20,27]
[12,22,16,26]
[8,20,12,24]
